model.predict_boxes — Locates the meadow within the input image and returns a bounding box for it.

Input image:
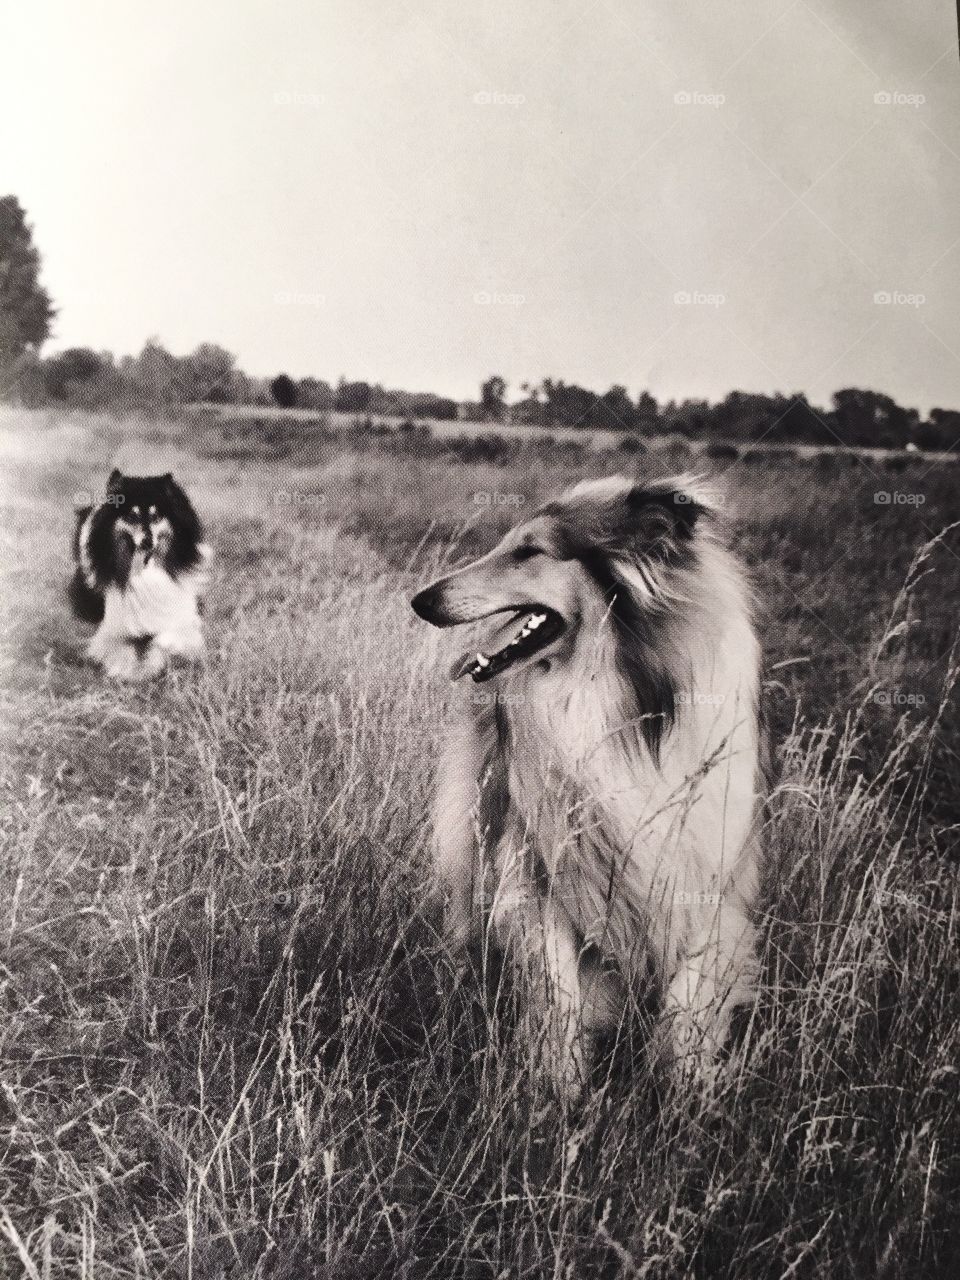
[1,405,958,1278]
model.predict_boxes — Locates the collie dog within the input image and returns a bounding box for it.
[69,469,211,680]
[411,476,764,1101]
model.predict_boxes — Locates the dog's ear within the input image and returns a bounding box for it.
[601,480,707,565]
[554,475,710,566]
[106,468,123,494]
[627,478,701,532]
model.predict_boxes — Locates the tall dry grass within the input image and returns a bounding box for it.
[0,408,958,1277]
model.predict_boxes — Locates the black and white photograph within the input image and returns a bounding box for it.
[2,3,959,1276]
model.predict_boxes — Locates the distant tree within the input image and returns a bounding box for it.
[297,377,334,411]
[335,379,371,412]
[512,382,545,426]
[832,388,915,449]
[540,379,598,428]
[0,196,55,366]
[222,368,258,404]
[770,394,833,444]
[271,373,298,408]
[916,408,960,451]
[8,348,46,406]
[42,347,104,399]
[245,377,275,407]
[480,375,507,422]
[178,343,236,403]
[431,398,459,421]
[635,390,659,431]
[125,339,181,404]
[368,384,401,416]
[595,384,637,431]
[665,398,713,439]
[408,391,458,420]
[880,398,918,448]
[41,347,125,407]
[711,391,776,441]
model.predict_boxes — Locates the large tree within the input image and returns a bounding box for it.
[0,196,54,364]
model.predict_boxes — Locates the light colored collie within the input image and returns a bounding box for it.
[411,475,765,1101]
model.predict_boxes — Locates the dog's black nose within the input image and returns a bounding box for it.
[411,586,439,621]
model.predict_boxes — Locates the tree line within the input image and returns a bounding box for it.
[477,377,959,451]
[2,194,957,452]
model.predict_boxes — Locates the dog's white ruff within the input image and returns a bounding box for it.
[86,547,211,680]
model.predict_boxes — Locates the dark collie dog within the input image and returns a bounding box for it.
[69,469,211,679]
[411,475,765,1101]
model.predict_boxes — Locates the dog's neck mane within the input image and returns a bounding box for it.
[497,532,759,829]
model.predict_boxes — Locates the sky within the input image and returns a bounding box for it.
[2,0,959,410]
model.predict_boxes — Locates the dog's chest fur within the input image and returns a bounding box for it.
[483,606,761,979]
[88,551,209,678]
[491,668,661,968]
[101,556,199,635]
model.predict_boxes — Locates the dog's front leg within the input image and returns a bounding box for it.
[664,896,757,1080]
[432,715,488,953]
[534,896,591,1104]
[497,865,590,1104]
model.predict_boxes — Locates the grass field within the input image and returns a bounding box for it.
[1,405,959,1278]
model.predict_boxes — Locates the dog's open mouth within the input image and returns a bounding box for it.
[450,607,565,682]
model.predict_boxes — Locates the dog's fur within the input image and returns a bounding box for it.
[69,469,211,680]
[411,475,765,1101]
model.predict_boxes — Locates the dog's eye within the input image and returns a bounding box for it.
[512,545,543,563]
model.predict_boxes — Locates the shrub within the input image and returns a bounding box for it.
[705,442,740,460]
[618,436,645,454]
[446,434,519,464]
